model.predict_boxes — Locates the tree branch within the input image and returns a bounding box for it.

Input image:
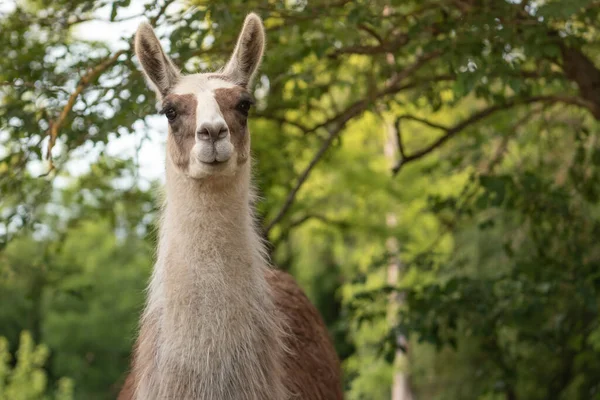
[253,113,311,133]
[383,50,443,92]
[45,49,127,167]
[391,95,593,174]
[270,213,350,249]
[264,126,341,236]
[395,114,449,131]
[289,213,349,229]
[264,51,443,235]
[309,51,444,135]
[0,80,70,95]
[149,0,175,26]
[481,105,548,174]
[42,1,175,173]
[329,33,409,57]
[357,23,384,45]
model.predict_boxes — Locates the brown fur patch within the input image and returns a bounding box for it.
[214,87,251,165]
[118,311,160,400]
[163,93,197,170]
[265,269,344,399]
[116,373,134,400]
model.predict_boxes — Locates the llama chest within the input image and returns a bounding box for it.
[141,258,286,399]
[149,297,285,400]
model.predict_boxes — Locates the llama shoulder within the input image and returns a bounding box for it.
[265,268,344,400]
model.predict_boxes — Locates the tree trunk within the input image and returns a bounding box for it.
[560,44,600,119]
[385,121,414,400]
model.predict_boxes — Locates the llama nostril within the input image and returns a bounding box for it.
[217,128,228,139]
[197,121,228,142]
[196,129,211,141]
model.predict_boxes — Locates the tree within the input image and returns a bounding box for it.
[1,0,599,398]
[0,159,154,399]
[2,0,598,239]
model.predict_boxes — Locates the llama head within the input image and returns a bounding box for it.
[134,13,265,180]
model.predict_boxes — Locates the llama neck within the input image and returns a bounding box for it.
[141,160,286,400]
[157,161,268,311]
[163,162,253,252]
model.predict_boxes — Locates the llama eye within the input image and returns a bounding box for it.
[165,108,177,121]
[236,100,252,116]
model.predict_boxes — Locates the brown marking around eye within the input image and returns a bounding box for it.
[164,93,197,170]
[214,87,251,165]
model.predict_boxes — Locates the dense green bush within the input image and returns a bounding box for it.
[0,331,73,400]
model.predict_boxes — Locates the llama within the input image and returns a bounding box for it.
[117,13,343,400]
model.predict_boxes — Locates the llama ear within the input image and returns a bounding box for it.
[222,13,265,88]
[134,22,181,98]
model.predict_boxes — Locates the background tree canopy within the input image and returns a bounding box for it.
[1,0,600,399]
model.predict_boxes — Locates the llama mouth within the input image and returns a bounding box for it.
[201,159,227,167]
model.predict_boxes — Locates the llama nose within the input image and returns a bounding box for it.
[197,121,228,142]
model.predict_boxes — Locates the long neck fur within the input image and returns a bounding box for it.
[136,159,287,400]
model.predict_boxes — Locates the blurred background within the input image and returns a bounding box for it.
[1,0,600,399]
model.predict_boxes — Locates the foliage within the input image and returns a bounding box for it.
[0,159,153,399]
[0,331,74,400]
[1,0,600,399]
